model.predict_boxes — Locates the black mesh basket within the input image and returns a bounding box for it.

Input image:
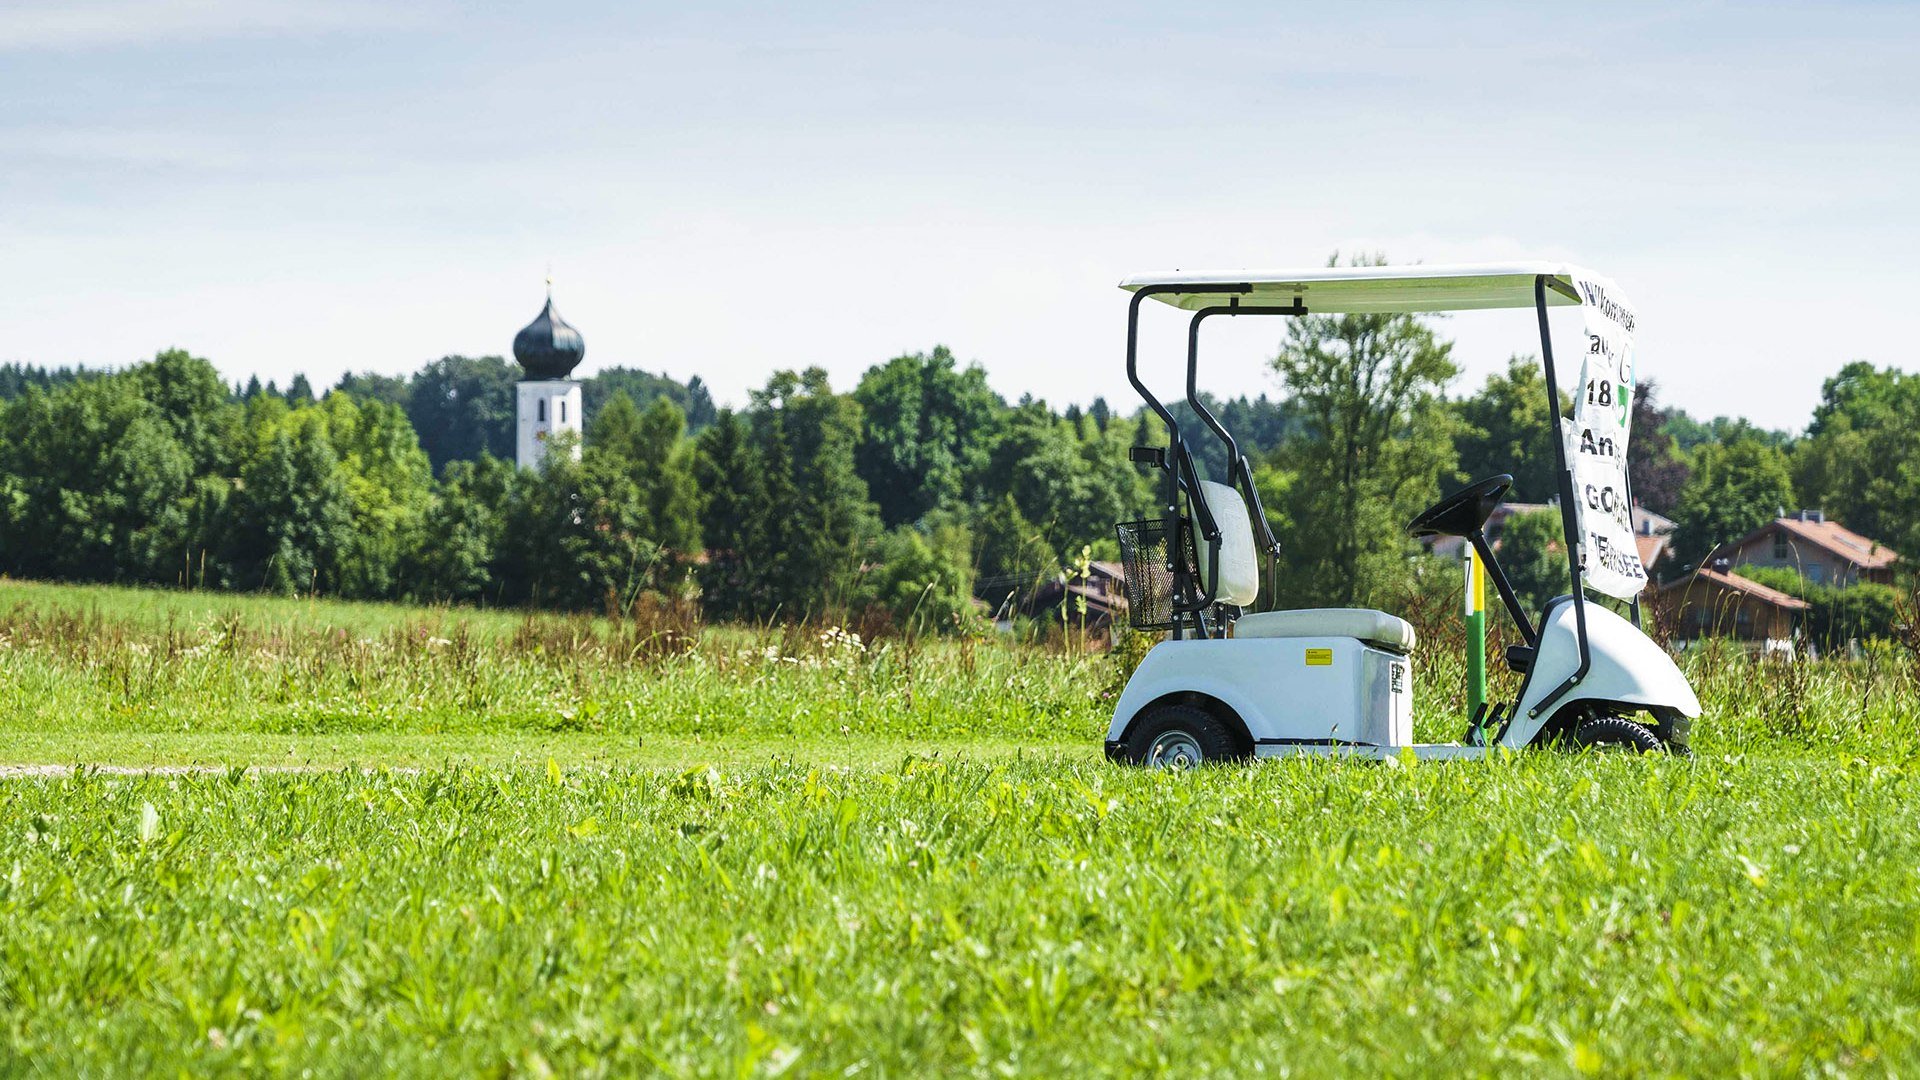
[1115,517,1195,631]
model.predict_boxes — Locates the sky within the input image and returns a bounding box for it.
[3,0,1916,432]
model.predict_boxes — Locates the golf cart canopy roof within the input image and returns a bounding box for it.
[1119,262,1589,314]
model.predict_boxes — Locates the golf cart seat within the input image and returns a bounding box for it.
[1193,482,1413,653]
[1230,608,1417,654]
[1197,480,1260,607]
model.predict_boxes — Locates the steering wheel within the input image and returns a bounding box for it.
[1407,474,1513,539]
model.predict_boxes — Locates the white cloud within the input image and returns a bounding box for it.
[0,0,433,51]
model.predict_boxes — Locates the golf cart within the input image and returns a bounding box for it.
[1104,263,1700,766]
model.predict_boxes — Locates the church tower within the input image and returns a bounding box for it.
[512,281,586,469]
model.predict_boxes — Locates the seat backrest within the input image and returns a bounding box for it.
[1197,480,1259,607]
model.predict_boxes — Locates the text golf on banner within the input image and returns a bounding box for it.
[1562,273,1647,600]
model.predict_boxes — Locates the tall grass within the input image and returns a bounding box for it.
[0,581,1109,745]
[4,579,1916,756]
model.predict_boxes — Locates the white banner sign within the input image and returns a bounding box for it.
[1563,274,1646,600]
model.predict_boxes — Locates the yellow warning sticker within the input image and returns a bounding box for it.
[1305,648,1333,666]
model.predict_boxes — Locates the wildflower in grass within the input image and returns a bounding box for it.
[819,626,865,653]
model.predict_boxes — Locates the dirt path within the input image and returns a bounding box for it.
[0,763,422,779]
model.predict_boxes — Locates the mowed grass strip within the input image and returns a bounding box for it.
[3,756,1916,1076]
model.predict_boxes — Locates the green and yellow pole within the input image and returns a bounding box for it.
[1464,544,1487,725]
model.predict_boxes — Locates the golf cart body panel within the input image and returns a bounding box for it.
[1108,637,1413,750]
[1505,599,1703,745]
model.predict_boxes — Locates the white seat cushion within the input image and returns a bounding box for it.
[1197,480,1260,607]
[1230,608,1416,653]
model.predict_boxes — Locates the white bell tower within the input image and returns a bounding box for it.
[516,380,583,468]
[510,276,587,470]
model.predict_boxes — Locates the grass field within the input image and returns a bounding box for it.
[3,580,1919,1074]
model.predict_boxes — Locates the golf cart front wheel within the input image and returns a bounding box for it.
[1571,716,1663,754]
[1123,704,1242,769]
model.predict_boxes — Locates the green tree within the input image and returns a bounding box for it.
[333,371,411,408]
[1670,434,1795,569]
[747,369,880,618]
[591,391,703,558]
[1270,257,1460,606]
[1250,462,1296,610]
[968,494,1054,618]
[320,392,436,598]
[406,356,518,472]
[134,349,241,476]
[1627,380,1689,515]
[853,346,1005,527]
[498,434,658,610]
[693,410,771,619]
[857,521,983,636]
[218,419,355,595]
[1495,508,1570,617]
[1662,408,1792,453]
[1166,394,1298,483]
[412,454,516,602]
[635,398,702,556]
[978,403,1151,564]
[0,362,94,401]
[0,375,200,584]
[589,390,645,458]
[581,368,717,433]
[1792,362,1920,556]
[1451,356,1559,503]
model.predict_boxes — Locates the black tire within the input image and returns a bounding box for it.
[1123,704,1243,769]
[1571,716,1663,754]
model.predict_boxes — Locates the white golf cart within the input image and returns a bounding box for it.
[1104,264,1700,766]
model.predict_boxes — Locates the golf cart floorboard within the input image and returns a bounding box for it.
[1254,743,1489,761]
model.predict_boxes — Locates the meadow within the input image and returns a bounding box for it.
[2,579,1918,1075]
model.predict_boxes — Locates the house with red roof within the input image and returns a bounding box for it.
[1654,511,1900,648]
[1714,510,1898,588]
[1652,566,1810,644]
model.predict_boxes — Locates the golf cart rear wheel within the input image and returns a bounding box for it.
[1124,704,1242,769]
[1571,716,1663,754]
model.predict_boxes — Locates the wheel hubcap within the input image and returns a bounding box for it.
[1145,730,1204,770]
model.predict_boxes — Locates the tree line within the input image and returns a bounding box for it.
[0,347,1155,633]
[4,286,1914,633]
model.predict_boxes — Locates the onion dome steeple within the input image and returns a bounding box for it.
[512,279,585,380]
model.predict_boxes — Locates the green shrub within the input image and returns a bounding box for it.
[856,523,985,636]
